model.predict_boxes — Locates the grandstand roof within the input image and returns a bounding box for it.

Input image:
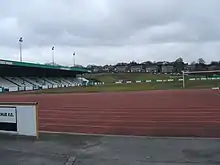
[0,59,90,77]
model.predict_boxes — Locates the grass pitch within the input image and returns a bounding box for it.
[20,79,219,94]
[11,73,219,94]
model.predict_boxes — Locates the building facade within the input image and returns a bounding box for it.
[161,65,174,73]
[130,65,143,72]
[146,66,157,73]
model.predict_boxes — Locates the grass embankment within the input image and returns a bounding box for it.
[85,73,173,83]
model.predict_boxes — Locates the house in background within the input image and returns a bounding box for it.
[92,66,103,73]
[146,66,158,73]
[207,64,220,71]
[102,65,114,72]
[130,65,144,72]
[184,64,196,72]
[114,65,128,72]
[161,65,174,73]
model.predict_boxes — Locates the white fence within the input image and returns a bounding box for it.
[0,102,38,138]
[114,76,220,84]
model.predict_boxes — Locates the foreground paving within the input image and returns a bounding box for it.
[0,133,220,165]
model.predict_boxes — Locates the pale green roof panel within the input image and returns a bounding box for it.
[0,59,90,73]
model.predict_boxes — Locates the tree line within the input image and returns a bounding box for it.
[87,57,220,73]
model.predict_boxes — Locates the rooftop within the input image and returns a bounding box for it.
[0,59,90,73]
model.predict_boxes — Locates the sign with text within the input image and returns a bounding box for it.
[0,107,16,123]
[0,107,17,132]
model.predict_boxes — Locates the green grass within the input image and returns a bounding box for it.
[17,79,220,95]
[10,72,219,94]
[185,79,220,89]
[19,81,183,94]
[85,73,173,83]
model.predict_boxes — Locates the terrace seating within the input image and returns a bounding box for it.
[43,78,59,88]
[65,77,82,86]
[0,77,18,91]
[6,77,34,90]
[23,77,50,89]
[0,76,90,92]
[53,78,71,87]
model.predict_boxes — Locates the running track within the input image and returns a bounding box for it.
[0,89,220,137]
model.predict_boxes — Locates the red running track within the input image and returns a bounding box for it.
[0,89,220,137]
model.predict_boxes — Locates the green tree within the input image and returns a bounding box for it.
[175,57,183,63]
[198,58,205,64]
[174,57,184,73]
[196,58,206,71]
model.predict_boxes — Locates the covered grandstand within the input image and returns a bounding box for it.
[0,59,91,92]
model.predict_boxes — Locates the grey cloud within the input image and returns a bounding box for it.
[0,0,220,65]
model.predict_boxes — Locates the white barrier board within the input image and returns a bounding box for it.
[0,103,38,138]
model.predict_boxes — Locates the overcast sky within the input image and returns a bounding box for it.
[0,0,220,66]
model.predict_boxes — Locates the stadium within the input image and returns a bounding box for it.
[2,1,220,164]
[0,59,90,92]
[0,58,220,138]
